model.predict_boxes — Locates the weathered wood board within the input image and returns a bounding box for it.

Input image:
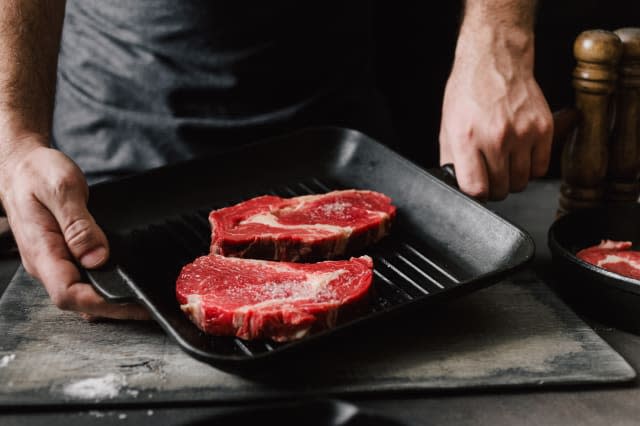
[0,267,634,407]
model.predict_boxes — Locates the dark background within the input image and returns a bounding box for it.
[371,0,640,175]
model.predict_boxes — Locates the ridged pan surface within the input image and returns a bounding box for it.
[86,127,535,371]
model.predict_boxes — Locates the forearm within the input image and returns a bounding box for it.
[440,0,552,201]
[462,0,537,30]
[0,0,66,141]
[457,0,538,74]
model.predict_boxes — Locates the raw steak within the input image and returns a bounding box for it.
[176,254,373,341]
[576,240,640,279]
[209,190,396,261]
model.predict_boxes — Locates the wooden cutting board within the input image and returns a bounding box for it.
[0,266,634,407]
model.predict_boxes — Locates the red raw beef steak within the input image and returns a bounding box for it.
[176,254,373,341]
[576,240,640,280]
[209,189,396,261]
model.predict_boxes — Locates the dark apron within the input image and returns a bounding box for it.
[52,0,393,183]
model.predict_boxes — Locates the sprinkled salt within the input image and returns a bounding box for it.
[62,374,125,399]
[126,389,139,397]
[320,201,351,216]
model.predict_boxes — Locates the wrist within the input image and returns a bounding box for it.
[454,24,535,76]
[0,106,52,138]
[0,122,50,191]
[456,0,537,71]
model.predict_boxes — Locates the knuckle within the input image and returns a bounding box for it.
[538,116,554,138]
[444,127,473,149]
[488,125,509,144]
[64,218,95,250]
[11,153,37,179]
[513,120,532,139]
[462,126,475,142]
[50,173,79,198]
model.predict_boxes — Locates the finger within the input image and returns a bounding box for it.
[66,284,152,321]
[483,149,510,201]
[509,149,532,193]
[439,133,454,166]
[12,196,148,320]
[35,174,109,268]
[36,252,150,320]
[532,116,554,178]
[531,136,552,178]
[452,148,490,201]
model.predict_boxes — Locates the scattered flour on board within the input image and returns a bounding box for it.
[63,374,126,399]
[126,389,139,397]
[0,354,15,368]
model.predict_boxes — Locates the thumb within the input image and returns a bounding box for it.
[36,175,109,268]
[60,208,110,268]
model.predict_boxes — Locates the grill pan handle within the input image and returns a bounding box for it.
[86,262,138,304]
[438,163,459,189]
[85,233,139,304]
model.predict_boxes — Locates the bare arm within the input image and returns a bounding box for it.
[439,0,553,200]
[0,0,64,140]
[0,1,148,320]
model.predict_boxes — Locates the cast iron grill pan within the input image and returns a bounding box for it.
[86,127,535,372]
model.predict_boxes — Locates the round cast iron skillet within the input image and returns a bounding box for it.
[548,204,640,334]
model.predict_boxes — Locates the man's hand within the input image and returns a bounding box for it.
[0,136,150,320]
[439,0,553,201]
[0,1,147,319]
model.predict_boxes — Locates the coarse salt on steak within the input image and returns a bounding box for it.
[209,189,396,261]
[576,240,640,280]
[176,254,373,341]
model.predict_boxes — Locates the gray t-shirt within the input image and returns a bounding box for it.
[52,0,383,182]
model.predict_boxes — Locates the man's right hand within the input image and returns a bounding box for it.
[0,135,150,320]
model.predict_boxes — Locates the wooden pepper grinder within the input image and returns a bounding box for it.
[607,28,640,203]
[559,30,622,214]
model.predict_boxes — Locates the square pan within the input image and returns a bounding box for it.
[86,127,535,374]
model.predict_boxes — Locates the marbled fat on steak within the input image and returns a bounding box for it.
[176,254,373,341]
[209,190,396,261]
[576,240,640,279]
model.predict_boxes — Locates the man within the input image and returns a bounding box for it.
[0,0,552,320]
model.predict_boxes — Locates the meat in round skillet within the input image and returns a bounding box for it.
[576,240,640,280]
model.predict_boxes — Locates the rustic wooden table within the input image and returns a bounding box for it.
[2,178,640,426]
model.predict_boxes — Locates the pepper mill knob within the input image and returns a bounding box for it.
[607,28,640,203]
[616,28,640,60]
[559,30,622,215]
[573,30,623,68]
